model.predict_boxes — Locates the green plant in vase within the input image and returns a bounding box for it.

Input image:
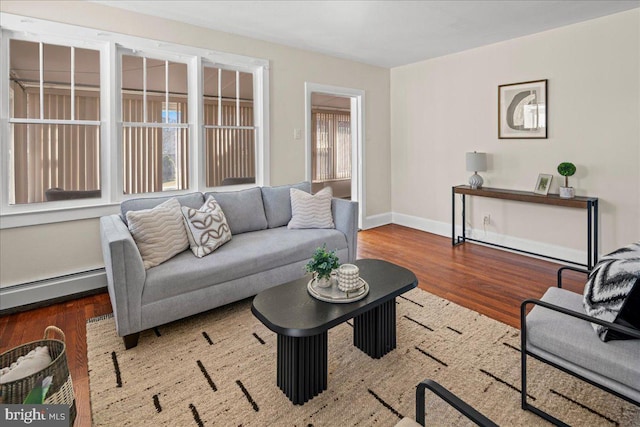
[557,162,576,199]
[306,244,340,288]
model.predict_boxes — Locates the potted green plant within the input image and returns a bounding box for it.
[306,244,340,288]
[557,162,577,199]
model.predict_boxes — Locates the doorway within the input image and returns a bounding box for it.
[305,83,365,228]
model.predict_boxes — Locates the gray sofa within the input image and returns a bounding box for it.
[99,182,358,349]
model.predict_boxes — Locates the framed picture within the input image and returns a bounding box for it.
[534,174,553,195]
[498,79,547,139]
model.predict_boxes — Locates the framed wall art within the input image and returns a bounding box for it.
[498,79,547,139]
[534,173,552,195]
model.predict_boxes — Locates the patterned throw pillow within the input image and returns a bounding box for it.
[287,187,335,229]
[181,196,232,258]
[126,198,189,269]
[583,242,640,341]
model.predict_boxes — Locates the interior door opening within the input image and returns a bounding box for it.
[305,82,365,229]
[310,93,352,199]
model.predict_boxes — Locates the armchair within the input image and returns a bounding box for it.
[396,379,497,427]
[521,268,640,426]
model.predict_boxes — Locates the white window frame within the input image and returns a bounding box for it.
[117,47,193,197]
[0,13,269,229]
[200,61,260,190]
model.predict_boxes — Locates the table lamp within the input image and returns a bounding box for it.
[466,151,487,189]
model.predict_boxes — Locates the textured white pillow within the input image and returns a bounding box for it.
[126,198,189,269]
[288,187,335,229]
[181,196,232,258]
[0,346,52,384]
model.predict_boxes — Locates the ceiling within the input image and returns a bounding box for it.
[95,1,639,68]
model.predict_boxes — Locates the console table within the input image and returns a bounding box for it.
[451,185,598,270]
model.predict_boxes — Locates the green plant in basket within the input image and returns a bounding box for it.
[306,245,340,280]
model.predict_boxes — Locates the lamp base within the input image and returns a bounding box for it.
[469,173,484,189]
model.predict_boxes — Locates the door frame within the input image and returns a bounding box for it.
[304,82,365,229]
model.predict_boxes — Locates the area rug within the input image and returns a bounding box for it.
[87,288,639,426]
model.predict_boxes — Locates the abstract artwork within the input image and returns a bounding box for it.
[499,80,547,139]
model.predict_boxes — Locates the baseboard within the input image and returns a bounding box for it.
[391,212,586,265]
[391,212,452,237]
[0,269,108,312]
[362,212,392,230]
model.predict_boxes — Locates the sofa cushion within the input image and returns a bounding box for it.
[126,198,189,269]
[288,186,334,229]
[261,182,311,228]
[181,196,232,258]
[120,192,204,225]
[527,287,640,395]
[142,227,347,305]
[205,187,267,234]
[583,241,640,341]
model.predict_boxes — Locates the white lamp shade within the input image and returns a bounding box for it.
[466,152,487,172]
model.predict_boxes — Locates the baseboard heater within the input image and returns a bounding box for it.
[0,268,107,313]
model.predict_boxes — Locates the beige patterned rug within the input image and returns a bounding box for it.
[87,288,639,426]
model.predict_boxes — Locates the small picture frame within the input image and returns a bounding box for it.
[534,174,553,195]
[498,79,547,139]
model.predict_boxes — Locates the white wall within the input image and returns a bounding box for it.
[391,9,639,260]
[0,1,390,288]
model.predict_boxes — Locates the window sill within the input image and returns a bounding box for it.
[0,202,121,229]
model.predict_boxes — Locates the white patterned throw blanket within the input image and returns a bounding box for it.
[583,241,640,341]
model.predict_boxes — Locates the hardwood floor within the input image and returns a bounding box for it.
[0,224,587,426]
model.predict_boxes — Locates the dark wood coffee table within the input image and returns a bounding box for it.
[251,259,418,405]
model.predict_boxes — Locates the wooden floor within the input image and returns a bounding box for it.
[0,224,586,426]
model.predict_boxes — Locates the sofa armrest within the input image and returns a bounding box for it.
[100,214,146,336]
[332,198,358,263]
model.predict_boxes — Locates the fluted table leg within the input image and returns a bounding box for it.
[353,298,397,359]
[276,331,327,405]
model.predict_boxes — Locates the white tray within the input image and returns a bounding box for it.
[307,277,369,303]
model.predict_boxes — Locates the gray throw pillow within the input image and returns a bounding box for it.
[205,187,268,234]
[181,196,232,258]
[583,241,640,341]
[288,186,335,229]
[126,198,189,269]
[261,182,311,228]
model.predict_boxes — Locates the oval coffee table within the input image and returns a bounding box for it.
[251,259,418,405]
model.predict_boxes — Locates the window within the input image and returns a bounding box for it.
[121,54,189,194]
[0,14,269,227]
[203,66,255,186]
[312,110,351,182]
[9,39,101,204]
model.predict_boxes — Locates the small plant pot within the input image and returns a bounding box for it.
[314,274,333,288]
[559,187,575,199]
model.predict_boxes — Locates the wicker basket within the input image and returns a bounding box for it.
[0,326,76,425]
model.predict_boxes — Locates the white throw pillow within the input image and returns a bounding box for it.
[288,187,335,229]
[181,196,232,258]
[126,198,189,269]
[0,346,52,384]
